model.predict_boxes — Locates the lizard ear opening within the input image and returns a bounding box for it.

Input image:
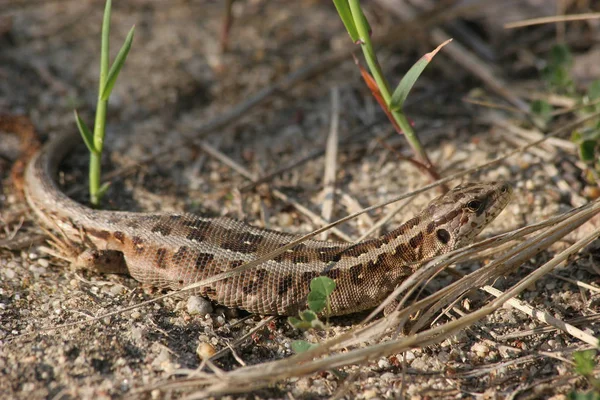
[436,229,450,244]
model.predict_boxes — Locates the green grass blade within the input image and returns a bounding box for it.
[101,25,135,101]
[100,0,111,90]
[332,0,359,42]
[390,39,452,111]
[97,181,111,199]
[74,110,96,153]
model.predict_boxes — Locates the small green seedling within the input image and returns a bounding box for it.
[74,0,135,206]
[541,44,574,94]
[571,125,600,184]
[530,99,553,128]
[288,276,336,354]
[569,340,600,399]
[530,44,600,183]
[332,0,450,180]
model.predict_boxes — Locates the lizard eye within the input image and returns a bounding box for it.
[467,200,482,212]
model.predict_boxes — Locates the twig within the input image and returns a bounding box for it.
[505,13,600,29]
[482,286,598,346]
[320,87,340,240]
[13,111,600,339]
[197,141,353,242]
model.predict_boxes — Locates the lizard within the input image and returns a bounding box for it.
[23,131,512,316]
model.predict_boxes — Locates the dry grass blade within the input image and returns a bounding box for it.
[482,286,597,345]
[505,13,600,29]
[16,109,599,339]
[405,198,600,334]
[145,199,600,398]
[319,87,340,240]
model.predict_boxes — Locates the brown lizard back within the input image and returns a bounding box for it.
[24,132,512,316]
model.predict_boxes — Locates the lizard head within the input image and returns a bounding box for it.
[424,181,512,250]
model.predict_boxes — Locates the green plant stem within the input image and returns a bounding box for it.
[90,0,112,206]
[348,0,390,102]
[392,111,435,170]
[348,0,434,170]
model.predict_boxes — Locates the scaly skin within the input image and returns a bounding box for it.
[24,131,512,315]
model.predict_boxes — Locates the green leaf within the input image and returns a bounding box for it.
[97,181,111,199]
[101,25,135,101]
[291,340,318,354]
[574,349,597,376]
[307,290,327,313]
[569,391,600,400]
[579,140,597,163]
[310,318,325,330]
[390,39,451,111]
[351,0,371,40]
[588,80,600,100]
[300,310,318,322]
[531,100,553,125]
[333,0,359,43]
[310,276,336,297]
[74,110,96,154]
[288,317,311,330]
[100,0,112,87]
[549,44,573,68]
[542,65,573,91]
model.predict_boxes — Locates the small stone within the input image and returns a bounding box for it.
[377,358,390,369]
[37,258,49,268]
[110,285,125,296]
[380,372,395,382]
[130,327,144,342]
[151,347,171,370]
[472,343,489,357]
[363,388,378,399]
[187,296,213,316]
[4,269,15,279]
[196,342,216,360]
[22,382,35,392]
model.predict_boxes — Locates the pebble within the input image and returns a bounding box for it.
[130,327,144,342]
[130,311,141,320]
[186,296,213,316]
[380,372,395,382]
[471,343,489,357]
[196,342,216,360]
[151,347,171,370]
[110,285,125,296]
[37,258,49,268]
[4,269,15,279]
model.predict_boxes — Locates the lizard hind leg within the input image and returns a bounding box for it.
[39,225,128,274]
[73,249,129,274]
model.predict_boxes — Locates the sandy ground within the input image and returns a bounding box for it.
[2,1,600,399]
